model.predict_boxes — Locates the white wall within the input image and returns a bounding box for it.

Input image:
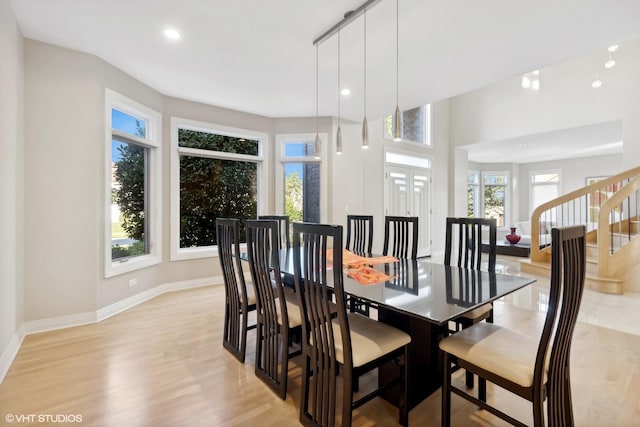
[517,154,623,221]
[450,39,640,171]
[328,104,451,256]
[0,0,24,374]
[19,39,349,320]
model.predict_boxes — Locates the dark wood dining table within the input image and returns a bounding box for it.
[245,250,536,409]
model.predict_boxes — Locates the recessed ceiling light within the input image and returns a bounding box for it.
[341,88,351,96]
[605,58,616,69]
[592,78,602,89]
[163,28,181,40]
[607,45,619,52]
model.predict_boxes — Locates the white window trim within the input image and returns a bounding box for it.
[529,169,561,216]
[105,89,162,278]
[480,170,510,226]
[170,117,268,261]
[274,133,327,222]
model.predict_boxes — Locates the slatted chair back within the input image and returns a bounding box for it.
[216,218,254,363]
[345,215,373,255]
[439,225,586,427]
[543,225,587,426]
[294,222,410,427]
[444,217,496,272]
[383,215,418,259]
[293,222,347,427]
[246,219,293,399]
[258,215,290,250]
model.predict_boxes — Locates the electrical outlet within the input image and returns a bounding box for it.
[128,278,137,287]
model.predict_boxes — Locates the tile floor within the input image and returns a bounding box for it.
[494,255,640,336]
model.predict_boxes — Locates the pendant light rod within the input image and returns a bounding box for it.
[336,30,343,154]
[313,0,384,46]
[362,8,369,149]
[314,43,321,159]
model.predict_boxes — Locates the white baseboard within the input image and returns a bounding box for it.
[0,325,25,384]
[96,276,220,321]
[0,275,223,384]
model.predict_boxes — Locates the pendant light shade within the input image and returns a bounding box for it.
[362,117,369,148]
[393,0,402,142]
[336,126,343,154]
[393,105,402,141]
[314,133,321,159]
[314,44,321,159]
[362,9,369,149]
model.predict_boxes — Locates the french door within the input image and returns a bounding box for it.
[385,165,432,257]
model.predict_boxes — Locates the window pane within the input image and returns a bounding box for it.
[112,109,146,138]
[484,185,505,226]
[468,171,479,184]
[383,104,431,145]
[484,173,507,185]
[284,162,320,223]
[532,173,559,184]
[179,155,257,247]
[111,138,147,260]
[385,152,431,168]
[284,141,316,158]
[402,105,426,144]
[178,128,258,155]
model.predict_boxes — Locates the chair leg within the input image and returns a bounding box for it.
[299,355,312,425]
[563,373,575,426]
[342,368,353,427]
[465,370,474,388]
[478,377,486,403]
[532,391,544,427]
[442,353,451,427]
[399,346,409,426]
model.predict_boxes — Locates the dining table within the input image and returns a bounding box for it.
[244,249,537,410]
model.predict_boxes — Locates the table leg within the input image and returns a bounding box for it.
[378,307,448,410]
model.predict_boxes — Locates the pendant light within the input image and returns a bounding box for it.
[393,0,402,141]
[362,9,369,149]
[314,44,321,159]
[336,29,343,155]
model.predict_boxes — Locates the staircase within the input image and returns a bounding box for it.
[520,166,640,294]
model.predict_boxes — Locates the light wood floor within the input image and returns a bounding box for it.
[1,276,640,426]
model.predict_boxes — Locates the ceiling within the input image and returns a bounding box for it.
[11,0,640,121]
[462,121,624,164]
[10,0,640,124]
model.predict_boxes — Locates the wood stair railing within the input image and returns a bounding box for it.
[521,166,640,294]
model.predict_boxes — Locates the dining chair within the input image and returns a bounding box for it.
[245,219,302,399]
[444,217,497,389]
[383,215,418,259]
[258,215,290,250]
[346,215,375,316]
[292,222,411,427]
[439,225,586,427]
[216,218,257,363]
[345,214,373,255]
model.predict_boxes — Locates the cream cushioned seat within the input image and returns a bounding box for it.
[439,322,546,387]
[240,280,257,306]
[331,313,411,368]
[458,303,492,320]
[275,287,302,327]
